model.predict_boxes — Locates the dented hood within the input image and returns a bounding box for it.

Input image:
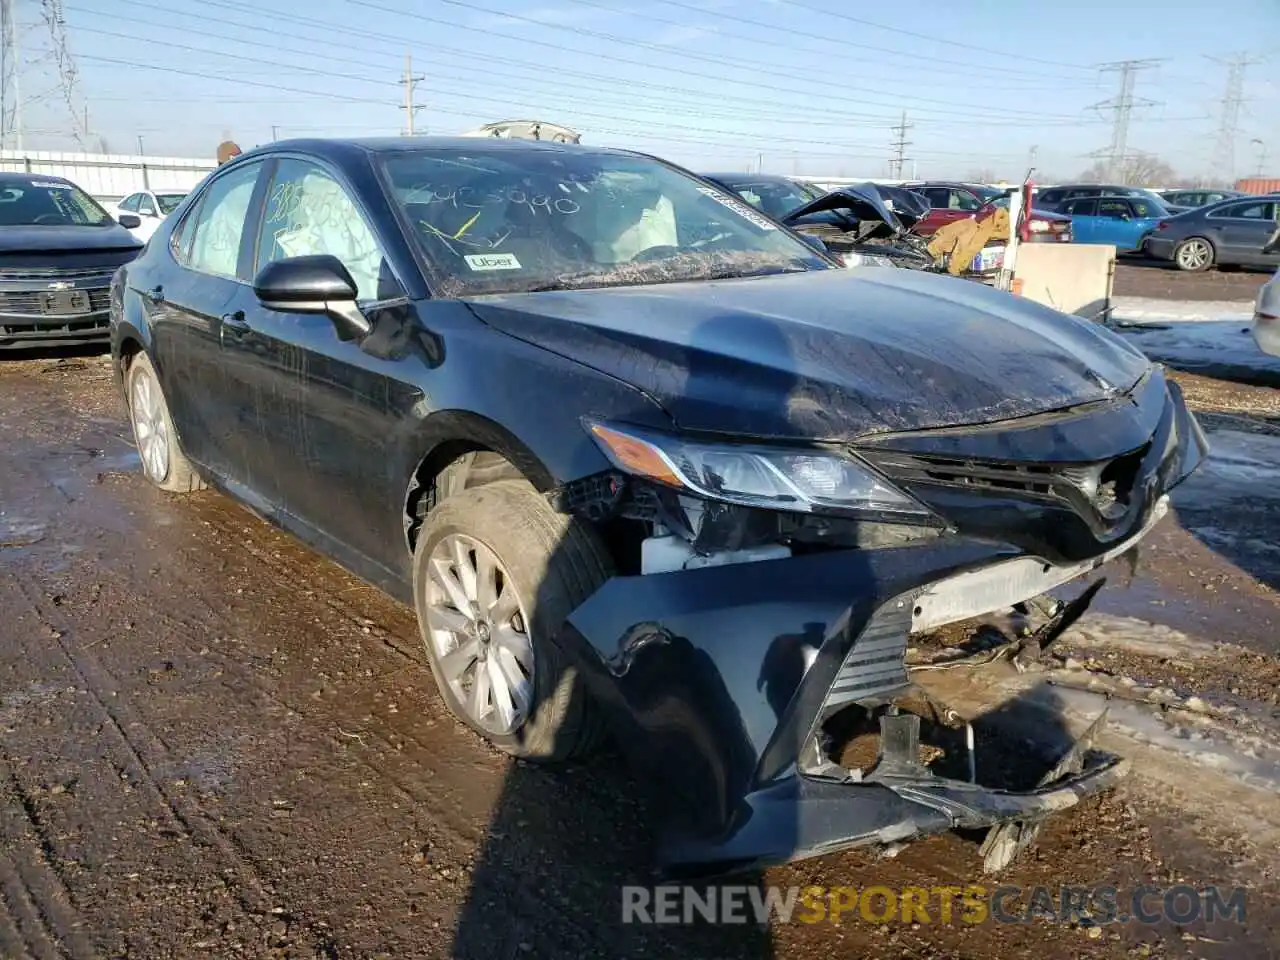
[782,184,907,236]
[465,267,1152,441]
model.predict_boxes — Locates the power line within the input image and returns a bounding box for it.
[399,50,424,136]
[78,0,1092,126]
[1087,58,1164,182]
[1208,51,1265,183]
[889,111,912,178]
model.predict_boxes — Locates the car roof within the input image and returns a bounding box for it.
[0,171,73,186]
[237,135,640,164]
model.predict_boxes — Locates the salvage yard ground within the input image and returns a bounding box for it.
[2,343,1279,959]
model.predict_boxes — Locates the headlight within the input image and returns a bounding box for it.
[840,251,896,269]
[585,421,930,517]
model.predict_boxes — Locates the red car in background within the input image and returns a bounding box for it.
[903,181,1073,242]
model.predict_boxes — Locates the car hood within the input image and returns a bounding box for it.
[465,267,1152,441]
[0,223,142,254]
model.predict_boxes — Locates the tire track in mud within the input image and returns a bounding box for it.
[30,470,663,953]
[8,574,339,956]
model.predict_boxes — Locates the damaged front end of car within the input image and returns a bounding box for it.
[550,366,1207,878]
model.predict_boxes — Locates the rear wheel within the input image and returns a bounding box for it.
[1173,237,1214,272]
[412,479,613,761]
[125,353,206,493]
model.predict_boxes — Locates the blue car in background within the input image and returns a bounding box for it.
[1057,195,1170,253]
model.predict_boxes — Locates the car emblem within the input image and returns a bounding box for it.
[47,280,73,290]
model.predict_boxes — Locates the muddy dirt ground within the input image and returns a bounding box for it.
[2,351,1280,960]
[1113,260,1270,302]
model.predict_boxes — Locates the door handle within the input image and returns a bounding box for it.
[145,285,164,304]
[221,310,248,329]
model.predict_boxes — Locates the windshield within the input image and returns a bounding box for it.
[156,193,187,214]
[973,185,1005,204]
[0,179,112,226]
[382,149,829,296]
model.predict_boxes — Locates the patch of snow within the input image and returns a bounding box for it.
[1110,296,1254,323]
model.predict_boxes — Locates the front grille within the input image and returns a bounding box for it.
[0,287,110,317]
[0,265,117,282]
[862,446,1151,533]
[0,315,108,338]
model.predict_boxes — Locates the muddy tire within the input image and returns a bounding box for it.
[412,478,613,762]
[125,352,206,493]
[1173,237,1214,273]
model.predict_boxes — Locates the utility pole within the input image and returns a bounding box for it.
[271,124,279,141]
[1251,138,1266,177]
[399,51,425,136]
[1087,59,1163,182]
[136,134,144,155]
[889,110,912,179]
[1209,52,1264,184]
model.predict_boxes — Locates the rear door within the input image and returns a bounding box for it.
[235,155,412,567]
[149,158,269,484]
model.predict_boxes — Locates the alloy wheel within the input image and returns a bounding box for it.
[130,367,170,483]
[1177,240,1210,271]
[424,533,534,736]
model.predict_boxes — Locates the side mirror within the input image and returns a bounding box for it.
[253,254,371,339]
[117,213,142,229]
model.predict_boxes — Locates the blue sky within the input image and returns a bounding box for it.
[17,0,1280,180]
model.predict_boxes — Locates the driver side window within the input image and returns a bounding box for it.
[119,194,140,212]
[256,159,391,301]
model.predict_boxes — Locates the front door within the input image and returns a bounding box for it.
[232,156,413,569]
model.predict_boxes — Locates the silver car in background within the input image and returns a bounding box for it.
[1252,226,1280,357]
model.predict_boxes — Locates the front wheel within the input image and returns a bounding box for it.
[1173,237,1214,272]
[412,479,614,761]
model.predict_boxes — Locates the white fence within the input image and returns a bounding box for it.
[0,150,216,202]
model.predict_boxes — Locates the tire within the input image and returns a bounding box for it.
[412,478,613,762]
[1173,237,1214,273]
[125,352,206,493]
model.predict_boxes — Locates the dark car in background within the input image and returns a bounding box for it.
[111,137,1206,876]
[1157,188,1244,209]
[1143,195,1280,272]
[1035,183,1182,214]
[0,172,143,351]
[902,181,1073,241]
[699,172,933,268]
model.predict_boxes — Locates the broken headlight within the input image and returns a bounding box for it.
[585,420,931,518]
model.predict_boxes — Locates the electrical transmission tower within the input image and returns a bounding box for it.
[1087,59,1163,182]
[889,111,912,179]
[0,0,90,150]
[1208,51,1264,184]
[400,52,425,136]
[41,0,87,147]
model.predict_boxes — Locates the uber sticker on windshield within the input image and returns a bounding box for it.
[696,186,777,231]
[31,182,64,189]
[464,253,522,271]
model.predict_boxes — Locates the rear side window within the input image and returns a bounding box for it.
[1211,201,1271,220]
[1038,189,1064,205]
[184,161,263,279]
[119,193,140,212]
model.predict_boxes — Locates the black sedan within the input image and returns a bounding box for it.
[1143,195,1280,272]
[0,173,142,350]
[110,137,1206,876]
